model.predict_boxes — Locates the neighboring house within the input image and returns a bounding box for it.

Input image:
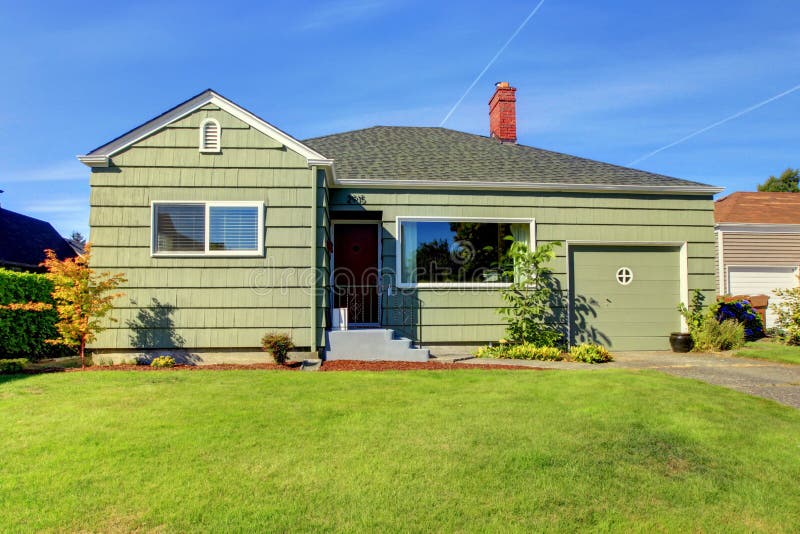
[0,206,78,272]
[78,84,721,362]
[715,192,800,327]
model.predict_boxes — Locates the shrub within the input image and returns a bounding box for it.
[476,343,563,361]
[0,269,63,360]
[771,286,800,345]
[692,315,745,352]
[678,289,706,334]
[568,343,613,363]
[498,241,564,347]
[261,333,295,364]
[150,356,176,368]
[0,358,29,374]
[716,300,764,340]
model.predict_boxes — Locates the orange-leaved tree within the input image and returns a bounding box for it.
[41,243,126,368]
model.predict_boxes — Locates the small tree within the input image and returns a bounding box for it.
[40,244,126,368]
[678,289,706,334]
[757,168,799,192]
[498,241,562,347]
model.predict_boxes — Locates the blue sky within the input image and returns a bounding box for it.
[1,0,798,237]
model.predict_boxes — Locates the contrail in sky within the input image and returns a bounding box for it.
[440,0,547,126]
[628,82,800,166]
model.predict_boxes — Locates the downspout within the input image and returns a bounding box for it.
[310,165,319,353]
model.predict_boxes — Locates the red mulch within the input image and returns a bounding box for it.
[22,360,543,373]
[319,360,544,372]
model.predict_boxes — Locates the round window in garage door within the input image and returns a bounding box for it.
[616,267,633,285]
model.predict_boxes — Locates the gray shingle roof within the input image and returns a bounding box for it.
[0,208,77,271]
[303,126,715,190]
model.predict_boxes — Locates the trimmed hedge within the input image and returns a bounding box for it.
[0,358,29,374]
[0,269,64,360]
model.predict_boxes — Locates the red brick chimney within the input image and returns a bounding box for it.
[489,81,517,143]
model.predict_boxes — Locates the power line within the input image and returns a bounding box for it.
[440,0,547,126]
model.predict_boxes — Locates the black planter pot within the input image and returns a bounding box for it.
[669,332,693,353]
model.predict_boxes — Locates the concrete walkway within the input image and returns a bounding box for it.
[455,351,800,409]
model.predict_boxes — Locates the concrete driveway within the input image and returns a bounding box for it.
[455,351,800,409]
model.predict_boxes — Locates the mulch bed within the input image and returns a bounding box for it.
[319,360,544,372]
[19,361,543,373]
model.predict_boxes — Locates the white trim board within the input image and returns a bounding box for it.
[339,179,722,195]
[78,89,328,167]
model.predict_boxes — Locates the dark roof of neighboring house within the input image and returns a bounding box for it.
[304,126,716,190]
[715,192,800,224]
[0,207,78,269]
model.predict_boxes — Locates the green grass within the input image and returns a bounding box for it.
[734,338,800,365]
[1,370,799,532]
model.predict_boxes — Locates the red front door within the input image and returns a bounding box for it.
[332,223,380,324]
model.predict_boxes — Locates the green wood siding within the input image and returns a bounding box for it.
[330,189,716,347]
[89,105,316,351]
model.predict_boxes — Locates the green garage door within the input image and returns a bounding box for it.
[569,245,681,351]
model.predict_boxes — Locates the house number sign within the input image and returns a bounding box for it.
[346,194,367,205]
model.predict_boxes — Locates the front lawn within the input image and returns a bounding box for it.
[734,338,800,365]
[1,369,799,532]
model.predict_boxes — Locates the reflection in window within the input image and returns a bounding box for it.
[399,220,530,284]
[154,204,205,253]
[209,206,259,251]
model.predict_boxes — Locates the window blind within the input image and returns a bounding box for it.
[154,204,205,253]
[209,206,259,251]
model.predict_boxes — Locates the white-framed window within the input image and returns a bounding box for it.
[151,201,264,256]
[396,217,535,288]
[199,118,221,153]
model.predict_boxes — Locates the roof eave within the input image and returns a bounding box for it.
[333,178,723,195]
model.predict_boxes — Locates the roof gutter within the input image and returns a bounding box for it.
[77,155,110,168]
[333,178,724,195]
[715,222,800,233]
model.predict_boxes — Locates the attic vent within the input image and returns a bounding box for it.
[199,118,221,153]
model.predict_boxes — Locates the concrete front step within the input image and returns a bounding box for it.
[325,329,429,362]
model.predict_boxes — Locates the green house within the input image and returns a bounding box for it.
[79,84,721,362]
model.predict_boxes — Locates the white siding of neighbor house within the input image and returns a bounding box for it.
[718,232,800,291]
[728,266,799,327]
